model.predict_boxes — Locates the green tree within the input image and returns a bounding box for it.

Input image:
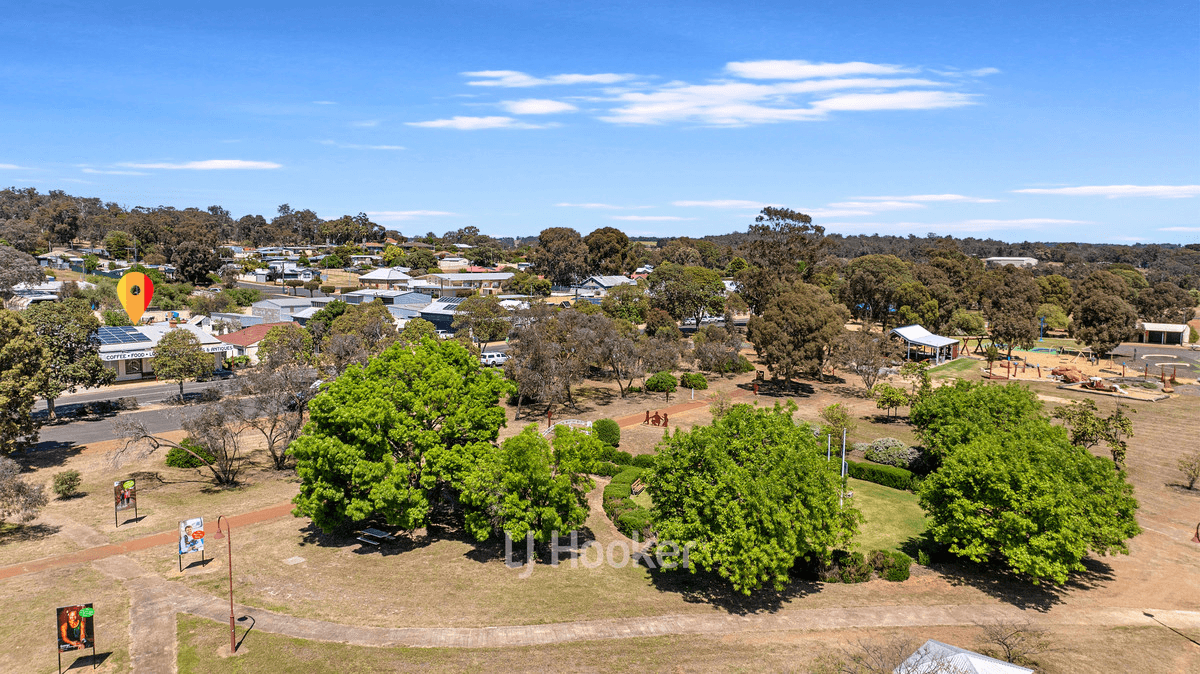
[506,270,552,297]
[650,402,859,594]
[819,402,856,440]
[747,283,848,386]
[405,248,438,272]
[104,230,132,260]
[530,227,588,287]
[1051,399,1135,470]
[0,310,48,455]
[871,383,909,419]
[1134,281,1195,324]
[918,420,1140,584]
[257,323,316,370]
[981,265,1040,360]
[1072,294,1137,359]
[0,456,48,521]
[1036,303,1068,331]
[1036,274,1073,312]
[381,245,407,267]
[153,328,214,398]
[330,299,398,354]
[600,283,649,323]
[321,254,344,269]
[742,207,828,283]
[911,380,1044,456]
[725,256,747,277]
[172,241,221,285]
[646,262,726,328]
[0,245,45,299]
[290,337,513,533]
[25,299,116,419]
[583,226,631,275]
[460,425,591,545]
[452,294,509,352]
[839,254,913,330]
[33,200,80,246]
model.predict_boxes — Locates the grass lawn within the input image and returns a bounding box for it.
[928,358,980,377]
[847,478,927,554]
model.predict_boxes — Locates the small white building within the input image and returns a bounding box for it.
[1137,322,1190,345]
[984,256,1038,268]
[357,267,413,290]
[891,324,960,364]
[99,324,232,382]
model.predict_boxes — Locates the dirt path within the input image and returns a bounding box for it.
[0,501,294,581]
[614,386,754,428]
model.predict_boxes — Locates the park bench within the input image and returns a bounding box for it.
[631,478,645,495]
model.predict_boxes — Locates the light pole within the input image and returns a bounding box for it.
[212,515,236,653]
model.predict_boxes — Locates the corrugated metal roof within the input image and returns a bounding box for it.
[895,640,1033,674]
[1141,322,1189,332]
[891,324,958,348]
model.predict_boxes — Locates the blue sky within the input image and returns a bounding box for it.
[1,1,1197,244]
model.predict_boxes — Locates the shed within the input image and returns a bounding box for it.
[890,324,959,364]
[1138,322,1189,345]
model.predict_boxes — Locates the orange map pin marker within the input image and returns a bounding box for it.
[117,271,155,324]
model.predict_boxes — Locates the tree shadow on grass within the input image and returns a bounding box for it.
[901,534,1115,612]
[462,525,600,565]
[736,380,816,398]
[0,522,62,545]
[644,562,822,615]
[18,440,84,470]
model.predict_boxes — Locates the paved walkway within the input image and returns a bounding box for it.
[0,501,294,581]
[614,386,754,428]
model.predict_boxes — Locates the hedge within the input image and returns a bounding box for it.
[869,549,912,582]
[679,372,708,390]
[596,445,634,466]
[846,459,918,491]
[602,467,651,539]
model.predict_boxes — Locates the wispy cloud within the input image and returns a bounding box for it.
[464,70,634,87]
[1013,185,1200,199]
[119,159,281,170]
[365,210,457,222]
[406,116,547,130]
[82,168,148,175]
[319,140,405,150]
[313,100,337,105]
[1159,226,1200,232]
[852,193,998,203]
[556,202,652,210]
[825,218,1089,234]
[673,199,766,208]
[350,120,380,128]
[611,215,694,221]
[0,163,30,169]
[725,60,912,80]
[500,99,578,115]
[828,200,926,211]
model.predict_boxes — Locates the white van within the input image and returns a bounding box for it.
[480,351,509,367]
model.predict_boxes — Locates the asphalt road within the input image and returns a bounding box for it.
[34,376,239,414]
[1108,343,1200,372]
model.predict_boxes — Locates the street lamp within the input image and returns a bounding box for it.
[211,515,236,653]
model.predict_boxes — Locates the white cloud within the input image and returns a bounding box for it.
[828,200,927,211]
[319,140,405,150]
[673,199,766,208]
[1111,236,1145,241]
[556,202,651,210]
[725,60,912,80]
[1159,226,1200,232]
[406,116,546,130]
[0,163,30,169]
[852,193,999,203]
[802,208,877,218]
[119,159,281,170]
[824,218,1089,234]
[463,70,633,87]
[1013,185,1200,199]
[313,100,337,105]
[365,210,457,222]
[611,215,694,221]
[601,78,973,126]
[351,120,380,128]
[501,99,578,115]
[82,168,148,175]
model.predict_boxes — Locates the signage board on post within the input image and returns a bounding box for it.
[178,517,205,571]
[56,603,96,673]
[113,478,136,527]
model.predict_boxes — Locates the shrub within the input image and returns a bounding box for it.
[166,439,216,469]
[820,550,872,583]
[733,355,755,373]
[199,388,222,403]
[679,372,708,390]
[52,470,82,499]
[590,461,622,477]
[851,442,870,454]
[1179,453,1200,490]
[654,324,683,341]
[320,285,335,294]
[627,386,642,394]
[116,397,139,410]
[846,459,918,491]
[917,549,931,566]
[869,549,912,582]
[340,287,355,294]
[864,438,918,469]
[645,371,678,393]
[1191,325,1199,344]
[596,445,634,466]
[593,418,621,447]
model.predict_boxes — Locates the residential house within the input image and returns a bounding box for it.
[251,297,314,322]
[215,321,295,364]
[357,267,413,289]
[417,272,514,298]
[575,275,635,297]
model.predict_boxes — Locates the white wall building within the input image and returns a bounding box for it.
[99,324,232,382]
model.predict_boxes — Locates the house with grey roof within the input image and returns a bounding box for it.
[251,297,314,323]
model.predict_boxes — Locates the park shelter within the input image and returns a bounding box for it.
[890,324,959,364]
[1138,322,1189,345]
[894,640,1032,673]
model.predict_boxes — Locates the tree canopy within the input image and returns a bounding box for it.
[747,283,848,385]
[0,310,47,455]
[645,262,725,328]
[649,402,860,594]
[911,380,1045,456]
[153,328,214,398]
[24,298,115,418]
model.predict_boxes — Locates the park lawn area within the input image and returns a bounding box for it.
[631,489,652,510]
[0,566,132,674]
[928,358,980,377]
[848,478,927,554]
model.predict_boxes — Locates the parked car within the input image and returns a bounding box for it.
[480,351,509,367]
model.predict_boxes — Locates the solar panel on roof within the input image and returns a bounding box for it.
[97,325,151,345]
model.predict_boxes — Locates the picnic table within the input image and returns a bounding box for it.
[357,528,397,546]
